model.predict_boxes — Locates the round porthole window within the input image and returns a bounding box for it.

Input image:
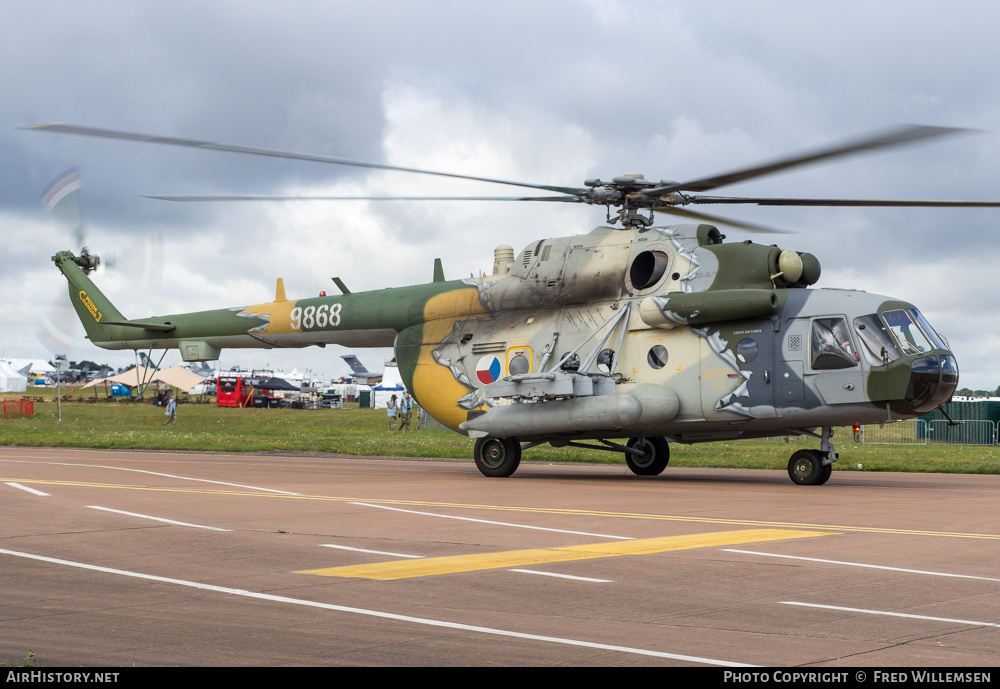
[647,345,669,369]
[508,354,530,376]
[736,338,758,363]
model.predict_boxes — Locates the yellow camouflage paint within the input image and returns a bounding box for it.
[414,287,490,428]
[235,298,300,335]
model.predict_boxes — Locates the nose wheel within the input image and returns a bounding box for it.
[787,450,832,485]
[787,427,836,485]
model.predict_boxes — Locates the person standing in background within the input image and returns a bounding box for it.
[163,392,177,425]
[398,391,413,431]
[386,394,398,430]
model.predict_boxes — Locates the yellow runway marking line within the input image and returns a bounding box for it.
[5,476,1000,541]
[297,528,837,580]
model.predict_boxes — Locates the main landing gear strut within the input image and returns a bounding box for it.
[475,429,839,485]
[474,435,671,478]
[787,426,837,486]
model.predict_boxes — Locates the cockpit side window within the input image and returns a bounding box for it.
[882,309,933,356]
[810,317,858,370]
[854,314,900,366]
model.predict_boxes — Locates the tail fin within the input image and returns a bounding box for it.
[53,250,127,345]
[340,354,372,375]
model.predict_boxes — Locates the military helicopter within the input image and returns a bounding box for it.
[31,123,996,485]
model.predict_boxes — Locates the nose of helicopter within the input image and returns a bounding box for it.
[865,306,958,416]
[904,352,959,413]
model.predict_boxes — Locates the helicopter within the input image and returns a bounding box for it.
[30,123,995,485]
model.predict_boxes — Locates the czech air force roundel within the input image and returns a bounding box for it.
[476,355,503,384]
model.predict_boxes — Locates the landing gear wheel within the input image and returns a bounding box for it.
[625,436,670,476]
[817,461,833,485]
[788,449,826,485]
[474,436,521,477]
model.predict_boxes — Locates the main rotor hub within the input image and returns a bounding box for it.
[583,174,687,227]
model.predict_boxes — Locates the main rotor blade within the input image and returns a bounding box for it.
[688,195,1000,207]
[141,194,585,203]
[652,205,795,234]
[25,123,587,197]
[647,125,969,195]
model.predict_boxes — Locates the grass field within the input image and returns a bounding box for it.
[2,388,999,474]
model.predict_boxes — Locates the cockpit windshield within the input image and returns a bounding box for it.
[854,309,948,366]
[909,309,949,351]
[882,309,943,356]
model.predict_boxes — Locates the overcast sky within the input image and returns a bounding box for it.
[2,1,999,389]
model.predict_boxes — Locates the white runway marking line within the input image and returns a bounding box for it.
[781,602,1000,629]
[0,547,753,668]
[5,482,50,497]
[0,458,301,495]
[87,506,232,531]
[724,549,1000,583]
[320,544,423,559]
[510,569,612,583]
[349,502,633,540]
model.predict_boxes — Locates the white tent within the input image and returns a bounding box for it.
[1,358,55,385]
[82,365,156,390]
[82,364,205,392]
[2,359,56,376]
[148,365,205,392]
[0,361,28,393]
[273,368,305,385]
[371,363,406,410]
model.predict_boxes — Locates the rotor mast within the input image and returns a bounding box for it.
[582,173,683,228]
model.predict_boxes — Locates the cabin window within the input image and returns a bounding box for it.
[597,348,615,373]
[508,354,530,376]
[810,317,858,370]
[736,338,758,363]
[647,345,669,369]
[560,353,581,371]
